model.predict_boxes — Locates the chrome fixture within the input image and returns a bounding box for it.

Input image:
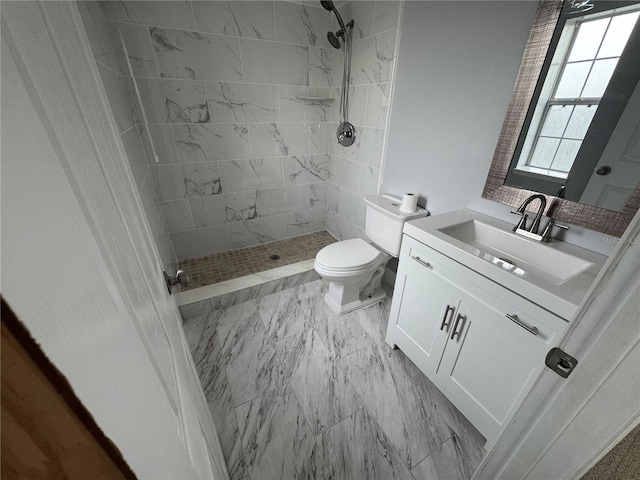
[321,0,356,147]
[321,0,354,49]
[511,194,569,242]
[164,269,190,294]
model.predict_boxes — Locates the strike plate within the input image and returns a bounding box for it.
[545,347,578,378]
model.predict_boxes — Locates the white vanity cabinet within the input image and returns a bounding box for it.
[386,234,569,448]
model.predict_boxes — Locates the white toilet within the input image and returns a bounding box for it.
[315,194,428,314]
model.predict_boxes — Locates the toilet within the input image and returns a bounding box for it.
[315,194,428,314]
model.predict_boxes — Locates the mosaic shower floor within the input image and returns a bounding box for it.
[179,231,337,290]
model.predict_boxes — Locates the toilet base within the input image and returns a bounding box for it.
[324,287,387,315]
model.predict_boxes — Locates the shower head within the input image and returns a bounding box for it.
[327,31,342,49]
[321,1,353,49]
[320,0,335,11]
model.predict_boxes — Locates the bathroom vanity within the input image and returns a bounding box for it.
[385,210,606,449]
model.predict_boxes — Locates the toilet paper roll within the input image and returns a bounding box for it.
[399,193,418,213]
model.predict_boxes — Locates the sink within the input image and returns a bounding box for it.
[439,219,593,285]
[403,209,607,320]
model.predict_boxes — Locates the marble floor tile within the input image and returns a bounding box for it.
[276,329,362,436]
[218,312,285,406]
[235,386,314,480]
[309,299,375,359]
[185,317,247,480]
[185,277,486,479]
[319,408,413,480]
[258,290,309,342]
[339,343,455,469]
[210,298,260,327]
[410,432,484,480]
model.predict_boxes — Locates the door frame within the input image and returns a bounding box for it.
[1,2,228,478]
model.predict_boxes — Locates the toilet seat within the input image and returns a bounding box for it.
[315,238,382,275]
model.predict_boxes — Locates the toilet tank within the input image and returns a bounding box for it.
[365,194,428,256]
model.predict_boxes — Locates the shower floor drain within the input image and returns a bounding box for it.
[269,254,281,260]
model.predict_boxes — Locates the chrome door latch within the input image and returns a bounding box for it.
[163,269,190,294]
[545,347,578,378]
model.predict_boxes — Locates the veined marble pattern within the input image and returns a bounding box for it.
[137,78,209,123]
[114,22,158,78]
[351,29,397,86]
[207,82,279,123]
[285,209,326,236]
[283,155,330,186]
[274,2,332,48]
[173,124,250,163]
[219,158,284,193]
[156,161,222,200]
[228,216,287,249]
[100,1,195,31]
[193,1,276,40]
[249,123,310,158]
[256,185,311,218]
[240,38,309,85]
[189,192,257,228]
[310,182,327,210]
[151,27,242,81]
[183,278,486,480]
[309,47,333,87]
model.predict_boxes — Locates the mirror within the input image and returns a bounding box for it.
[483,0,640,237]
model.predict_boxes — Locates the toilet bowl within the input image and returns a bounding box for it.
[314,238,390,314]
[315,194,428,314]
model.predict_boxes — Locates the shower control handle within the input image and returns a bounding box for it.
[163,269,190,294]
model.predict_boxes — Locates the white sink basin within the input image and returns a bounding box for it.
[403,210,607,320]
[439,219,593,285]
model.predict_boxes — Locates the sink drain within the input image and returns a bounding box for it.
[269,254,280,260]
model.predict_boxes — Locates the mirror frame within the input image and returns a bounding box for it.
[482,0,640,237]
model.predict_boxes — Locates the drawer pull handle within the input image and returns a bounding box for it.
[440,305,454,331]
[506,314,539,336]
[411,256,431,269]
[450,313,465,340]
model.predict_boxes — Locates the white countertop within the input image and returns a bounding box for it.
[403,209,607,320]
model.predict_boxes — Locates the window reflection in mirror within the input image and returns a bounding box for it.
[505,1,640,211]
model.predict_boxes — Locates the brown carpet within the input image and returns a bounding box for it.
[581,424,640,480]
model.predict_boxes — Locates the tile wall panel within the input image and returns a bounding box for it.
[98,0,402,259]
[79,1,179,273]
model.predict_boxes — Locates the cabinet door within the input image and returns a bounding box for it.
[387,247,460,375]
[439,293,541,438]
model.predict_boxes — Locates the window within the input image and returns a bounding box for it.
[515,8,640,179]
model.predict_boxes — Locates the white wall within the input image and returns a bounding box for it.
[383,0,538,214]
[382,1,616,255]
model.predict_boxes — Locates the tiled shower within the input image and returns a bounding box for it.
[79,0,402,281]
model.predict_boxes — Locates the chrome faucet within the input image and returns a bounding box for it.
[511,194,569,242]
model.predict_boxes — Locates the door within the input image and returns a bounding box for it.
[1,3,227,478]
[387,241,459,375]
[578,79,640,210]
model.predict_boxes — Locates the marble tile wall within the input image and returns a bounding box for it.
[78,1,178,274]
[324,1,403,242]
[98,0,347,260]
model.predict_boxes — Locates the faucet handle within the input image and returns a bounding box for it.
[513,213,528,232]
[541,219,569,242]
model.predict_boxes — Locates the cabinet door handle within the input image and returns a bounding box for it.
[506,314,539,336]
[440,305,454,331]
[411,256,431,269]
[450,313,465,340]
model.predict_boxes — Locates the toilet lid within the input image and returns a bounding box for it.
[316,238,381,271]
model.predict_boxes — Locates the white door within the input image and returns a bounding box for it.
[0,3,227,479]
[579,79,640,210]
